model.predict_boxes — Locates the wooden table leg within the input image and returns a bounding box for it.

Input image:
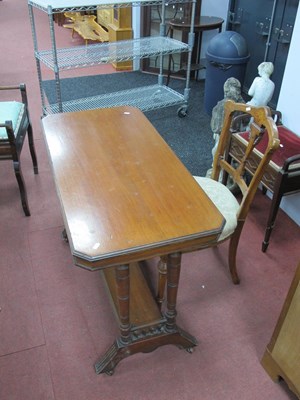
[94,264,131,375]
[95,257,197,375]
[116,264,131,345]
[156,255,167,310]
[165,252,181,332]
[163,252,198,352]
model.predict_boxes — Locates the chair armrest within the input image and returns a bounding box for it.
[0,85,21,91]
[230,112,250,133]
[0,120,15,144]
[0,84,24,92]
[282,154,300,172]
[272,110,282,125]
[231,109,282,133]
[0,83,28,106]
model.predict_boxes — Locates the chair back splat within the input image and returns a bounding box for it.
[213,100,280,222]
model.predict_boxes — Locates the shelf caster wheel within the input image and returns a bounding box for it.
[61,228,69,243]
[105,369,114,376]
[177,106,188,118]
[185,347,194,354]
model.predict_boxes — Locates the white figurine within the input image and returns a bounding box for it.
[247,62,275,106]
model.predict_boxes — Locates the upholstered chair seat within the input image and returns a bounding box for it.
[193,176,240,241]
[0,101,25,139]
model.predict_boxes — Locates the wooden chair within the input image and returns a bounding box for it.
[0,84,38,216]
[229,118,300,253]
[156,100,279,304]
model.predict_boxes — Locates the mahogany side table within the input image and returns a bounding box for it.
[42,106,224,375]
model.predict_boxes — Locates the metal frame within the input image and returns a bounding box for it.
[28,0,196,116]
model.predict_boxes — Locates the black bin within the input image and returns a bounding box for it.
[204,31,250,115]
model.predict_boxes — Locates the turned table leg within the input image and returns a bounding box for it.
[94,264,131,375]
[156,255,167,310]
[165,252,181,332]
[95,257,197,375]
[116,264,131,345]
[164,252,198,353]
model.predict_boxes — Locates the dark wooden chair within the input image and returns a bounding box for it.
[229,113,300,252]
[156,100,280,305]
[261,149,300,252]
[0,84,38,216]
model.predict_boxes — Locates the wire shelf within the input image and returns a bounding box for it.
[28,0,194,13]
[36,37,190,70]
[43,84,185,114]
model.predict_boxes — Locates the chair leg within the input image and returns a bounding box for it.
[262,185,283,253]
[261,185,267,195]
[228,225,244,285]
[13,159,31,216]
[27,121,38,174]
[156,255,168,310]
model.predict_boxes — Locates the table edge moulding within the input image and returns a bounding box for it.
[28,0,197,117]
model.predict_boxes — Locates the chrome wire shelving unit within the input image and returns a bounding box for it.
[28,0,196,116]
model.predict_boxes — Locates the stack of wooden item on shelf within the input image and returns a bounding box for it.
[63,12,109,44]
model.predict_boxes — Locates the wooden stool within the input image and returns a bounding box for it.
[229,125,300,251]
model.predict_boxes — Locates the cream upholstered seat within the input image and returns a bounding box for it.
[0,84,38,215]
[156,100,280,302]
[193,176,239,241]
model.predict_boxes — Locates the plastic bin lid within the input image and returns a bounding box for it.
[206,31,250,64]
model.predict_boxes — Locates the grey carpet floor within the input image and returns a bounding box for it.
[43,71,213,176]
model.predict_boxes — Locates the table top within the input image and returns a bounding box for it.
[169,16,224,30]
[42,106,224,270]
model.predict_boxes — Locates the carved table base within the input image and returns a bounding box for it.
[96,253,197,375]
[95,324,197,375]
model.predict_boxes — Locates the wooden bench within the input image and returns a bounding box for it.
[63,12,109,45]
